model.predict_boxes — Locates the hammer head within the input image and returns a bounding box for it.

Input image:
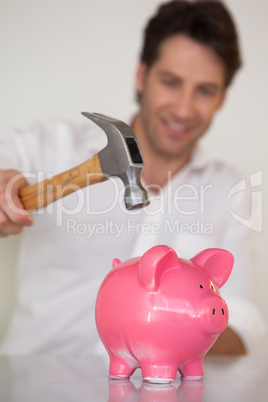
[82,112,150,210]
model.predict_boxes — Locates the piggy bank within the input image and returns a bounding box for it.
[95,245,233,383]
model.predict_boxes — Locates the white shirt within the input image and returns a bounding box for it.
[0,119,266,355]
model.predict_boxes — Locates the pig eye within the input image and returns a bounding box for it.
[200,285,203,289]
[210,285,214,290]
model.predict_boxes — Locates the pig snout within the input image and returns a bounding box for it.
[199,296,229,335]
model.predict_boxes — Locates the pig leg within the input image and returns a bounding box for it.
[141,362,178,383]
[106,333,139,379]
[178,359,204,381]
[109,355,138,379]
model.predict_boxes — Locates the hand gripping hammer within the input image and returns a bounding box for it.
[19,113,150,211]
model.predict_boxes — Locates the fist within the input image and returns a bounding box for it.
[0,169,34,237]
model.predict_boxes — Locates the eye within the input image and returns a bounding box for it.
[200,285,203,289]
[197,85,217,97]
[210,285,214,290]
[198,87,211,96]
[163,79,177,88]
[159,74,181,89]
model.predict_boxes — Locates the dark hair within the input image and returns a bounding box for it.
[140,0,242,87]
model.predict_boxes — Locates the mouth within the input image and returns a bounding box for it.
[163,118,192,138]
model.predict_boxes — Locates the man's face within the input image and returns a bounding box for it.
[136,34,227,160]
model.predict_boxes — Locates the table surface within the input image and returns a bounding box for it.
[0,344,267,402]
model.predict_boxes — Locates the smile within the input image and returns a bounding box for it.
[164,119,192,136]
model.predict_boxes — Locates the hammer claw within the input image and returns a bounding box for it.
[81,112,117,133]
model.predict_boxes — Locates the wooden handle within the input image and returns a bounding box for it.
[19,154,106,210]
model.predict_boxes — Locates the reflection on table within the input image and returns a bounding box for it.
[0,343,267,401]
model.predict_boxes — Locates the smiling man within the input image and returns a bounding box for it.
[132,1,234,189]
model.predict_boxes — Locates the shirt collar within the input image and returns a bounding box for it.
[186,145,212,172]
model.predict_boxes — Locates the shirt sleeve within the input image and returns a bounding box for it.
[0,119,106,176]
[0,122,53,173]
[217,170,267,352]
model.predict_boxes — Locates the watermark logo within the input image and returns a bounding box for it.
[3,169,263,235]
[228,170,263,232]
[66,217,214,238]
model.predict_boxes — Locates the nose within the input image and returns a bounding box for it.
[200,296,229,335]
[174,89,195,120]
[212,307,225,316]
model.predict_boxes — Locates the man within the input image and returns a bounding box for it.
[0,1,265,355]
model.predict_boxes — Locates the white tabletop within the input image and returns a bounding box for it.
[0,344,267,401]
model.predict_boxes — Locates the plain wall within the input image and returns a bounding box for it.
[0,0,267,343]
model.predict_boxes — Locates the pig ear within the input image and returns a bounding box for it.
[191,248,234,288]
[139,245,180,291]
[112,258,121,268]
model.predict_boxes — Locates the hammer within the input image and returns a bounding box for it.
[19,112,150,211]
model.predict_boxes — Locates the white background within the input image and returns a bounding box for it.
[0,0,267,342]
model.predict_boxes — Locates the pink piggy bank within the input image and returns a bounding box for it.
[95,245,233,383]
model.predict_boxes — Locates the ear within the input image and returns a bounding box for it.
[112,258,121,268]
[191,248,234,288]
[135,63,148,96]
[139,245,180,291]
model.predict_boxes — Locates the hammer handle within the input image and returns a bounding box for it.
[19,154,106,211]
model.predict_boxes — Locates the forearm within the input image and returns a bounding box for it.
[207,327,246,355]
